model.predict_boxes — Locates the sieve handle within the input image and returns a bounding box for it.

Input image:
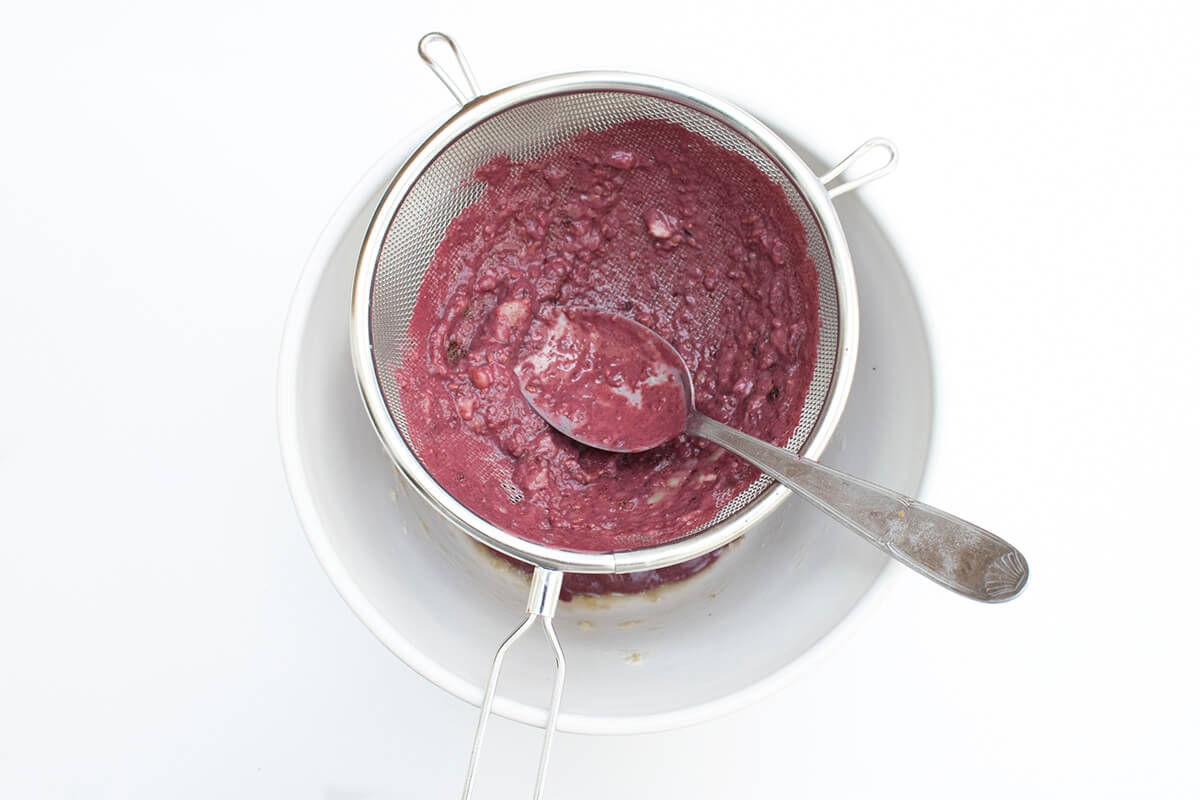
[418,32,482,106]
[689,414,1028,603]
[820,138,899,198]
[462,567,566,800]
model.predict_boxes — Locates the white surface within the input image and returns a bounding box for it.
[2,2,1198,798]
[276,123,931,733]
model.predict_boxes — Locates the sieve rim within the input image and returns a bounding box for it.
[351,71,860,574]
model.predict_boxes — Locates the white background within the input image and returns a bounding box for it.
[2,1,1198,797]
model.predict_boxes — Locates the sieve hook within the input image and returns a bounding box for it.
[462,567,566,800]
[418,32,482,106]
[821,138,899,198]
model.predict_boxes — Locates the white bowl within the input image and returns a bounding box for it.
[277,121,933,735]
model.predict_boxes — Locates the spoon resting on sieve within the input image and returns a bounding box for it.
[516,308,1028,603]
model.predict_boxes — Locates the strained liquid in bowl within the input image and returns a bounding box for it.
[395,119,821,553]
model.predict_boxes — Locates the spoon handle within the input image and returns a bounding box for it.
[688,414,1028,603]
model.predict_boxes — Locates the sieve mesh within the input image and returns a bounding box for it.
[368,89,840,551]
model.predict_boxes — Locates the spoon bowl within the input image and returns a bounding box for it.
[515,309,691,453]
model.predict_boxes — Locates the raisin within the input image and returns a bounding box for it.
[446,340,467,363]
[767,385,781,402]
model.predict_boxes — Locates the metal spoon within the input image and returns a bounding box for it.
[517,310,1028,603]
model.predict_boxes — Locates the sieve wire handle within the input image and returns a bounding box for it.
[820,138,899,198]
[688,414,1028,603]
[463,567,566,800]
[418,32,482,106]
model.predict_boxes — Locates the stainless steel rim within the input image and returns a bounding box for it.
[351,70,861,574]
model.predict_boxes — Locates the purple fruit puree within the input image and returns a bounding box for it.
[396,119,819,591]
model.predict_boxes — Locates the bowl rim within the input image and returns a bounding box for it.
[277,120,906,736]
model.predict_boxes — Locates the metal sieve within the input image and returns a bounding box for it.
[351,33,898,799]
